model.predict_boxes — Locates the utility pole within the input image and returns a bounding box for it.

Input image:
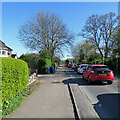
[103,41,105,65]
[103,53,104,65]
[116,52,119,83]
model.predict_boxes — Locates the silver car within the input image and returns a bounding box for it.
[77,64,88,74]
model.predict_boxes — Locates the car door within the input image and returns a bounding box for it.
[85,66,91,79]
[84,65,89,79]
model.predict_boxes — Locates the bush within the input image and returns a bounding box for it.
[28,68,31,75]
[105,57,119,72]
[45,59,52,68]
[37,58,52,74]
[91,59,103,64]
[1,57,29,104]
[2,80,40,119]
[81,60,87,64]
[19,53,39,69]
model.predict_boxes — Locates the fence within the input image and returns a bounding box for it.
[28,69,38,86]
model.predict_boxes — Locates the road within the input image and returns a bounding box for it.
[65,67,120,119]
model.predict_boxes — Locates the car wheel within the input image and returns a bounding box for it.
[88,76,91,84]
[108,81,113,85]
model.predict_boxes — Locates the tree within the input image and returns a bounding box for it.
[110,27,120,54]
[39,49,52,59]
[72,39,96,63]
[85,50,101,63]
[19,53,39,69]
[19,11,74,61]
[53,56,61,66]
[72,43,83,62]
[80,12,118,59]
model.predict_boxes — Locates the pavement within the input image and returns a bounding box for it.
[7,67,74,118]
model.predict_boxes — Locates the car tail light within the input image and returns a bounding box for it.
[90,70,94,73]
[110,70,113,73]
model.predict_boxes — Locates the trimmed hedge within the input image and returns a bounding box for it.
[45,59,52,68]
[1,57,29,103]
[38,58,52,74]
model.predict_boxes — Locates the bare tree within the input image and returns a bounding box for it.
[80,12,118,59]
[19,11,74,61]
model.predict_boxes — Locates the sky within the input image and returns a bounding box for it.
[1,1,118,60]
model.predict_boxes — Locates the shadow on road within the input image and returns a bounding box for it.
[62,77,107,86]
[93,93,120,119]
[64,69,108,86]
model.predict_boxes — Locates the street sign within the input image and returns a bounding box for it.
[116,52,120,58]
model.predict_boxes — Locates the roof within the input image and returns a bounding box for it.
[0,40,13,51]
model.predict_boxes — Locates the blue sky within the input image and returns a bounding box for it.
[2,2,118,60]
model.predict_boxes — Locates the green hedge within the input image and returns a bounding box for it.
[38,58,52,74]
[1,57,29,103]
[45,59,52,68]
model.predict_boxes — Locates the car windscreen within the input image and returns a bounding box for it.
[92,66,110,71]
[82,67,86,70]
[81,65,87,68]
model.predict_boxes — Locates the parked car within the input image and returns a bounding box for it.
[65,64,67,67]
[77,64,88,74]
[72,63,76,69]
[68,64,72,68]
[74,63,80,72]
[83,64,114,84]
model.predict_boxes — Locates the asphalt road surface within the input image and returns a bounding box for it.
[65,67,120,119]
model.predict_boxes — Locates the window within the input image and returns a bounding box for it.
[86,66,89,70]
[88,66,91,70]
[8,51,11,55]
[2,51,6,55]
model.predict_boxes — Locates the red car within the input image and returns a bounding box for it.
[83,64,114,84]
[68,64,73,68]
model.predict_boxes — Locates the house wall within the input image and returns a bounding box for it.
[0,48,12,57]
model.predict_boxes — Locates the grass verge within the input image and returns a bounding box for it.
[1,80,40,119]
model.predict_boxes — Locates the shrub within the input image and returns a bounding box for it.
[45,59,52,68]
[19,53,40,69]
[91,59,102,64]
[2,80,40,118]
[81,60,87,64]
[37,58,45,74]
[1,57,29,104]
[105,57,118,72]
[37,58,52,74]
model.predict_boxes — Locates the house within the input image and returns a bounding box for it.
[0,40,17,58]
